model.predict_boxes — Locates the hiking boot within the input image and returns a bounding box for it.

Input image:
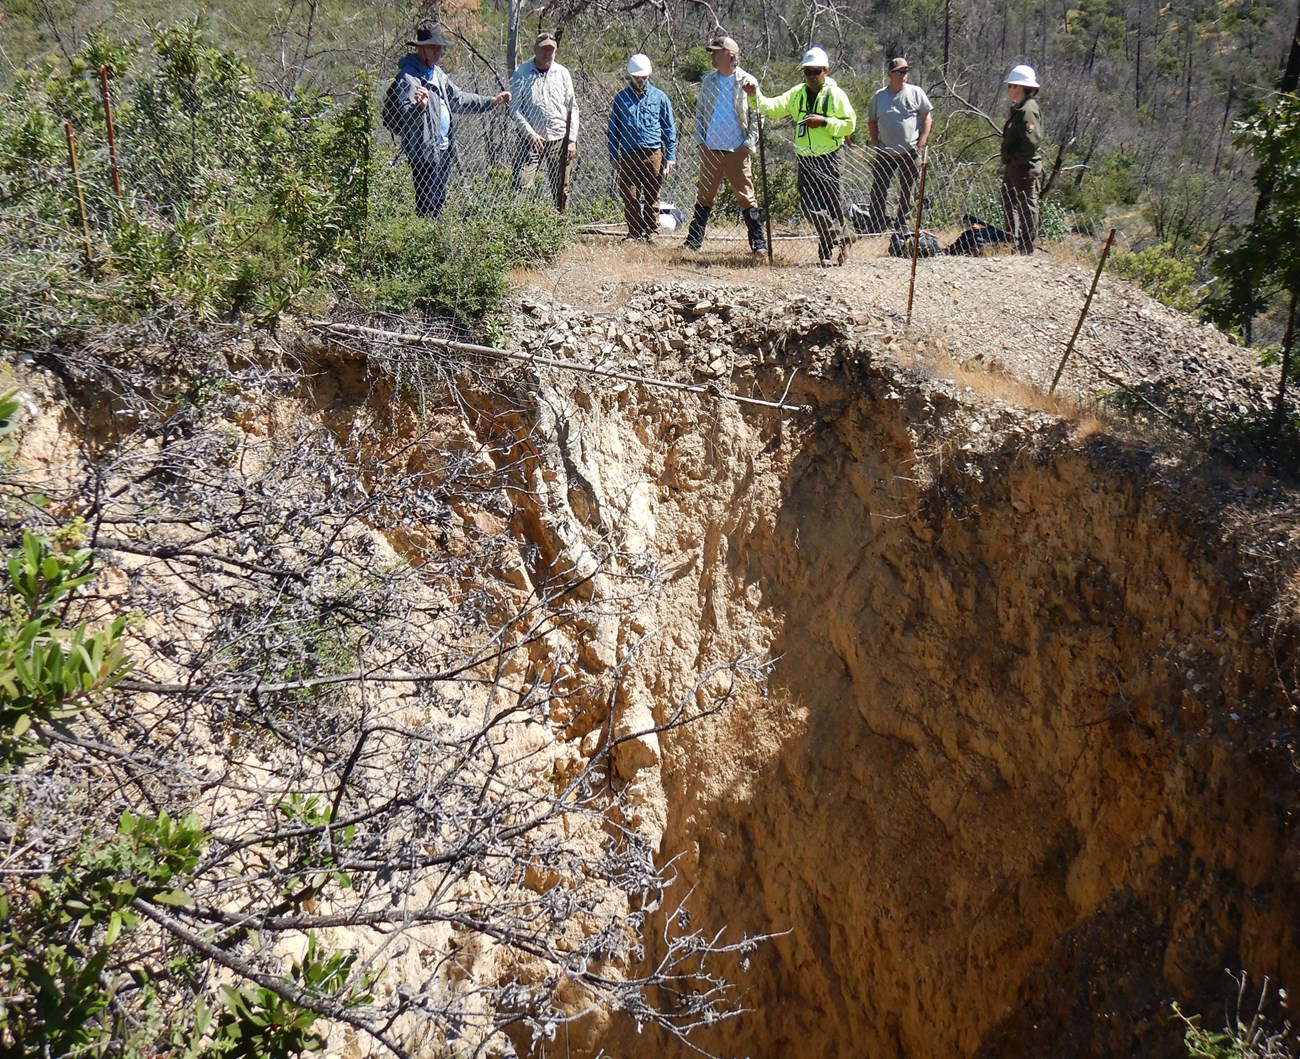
[743,207,767,255]
[643,233,657,246]
[684,204,710,251]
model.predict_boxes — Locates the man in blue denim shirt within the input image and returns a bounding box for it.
[605,54,677,243]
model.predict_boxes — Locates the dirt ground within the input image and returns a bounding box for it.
[514,231,1276,427]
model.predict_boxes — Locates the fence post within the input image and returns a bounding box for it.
[64,122,94,268]
[1050,227,1117,394]
[756,113,774,266]
[905,150,929,327]
[556,103,573,213]
[98,66,123,201]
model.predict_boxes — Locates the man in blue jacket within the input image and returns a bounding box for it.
[606,54,677,244]
[394,23,511,218]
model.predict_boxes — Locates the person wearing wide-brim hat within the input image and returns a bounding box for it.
[1000,63,1043,254]
[745,46,857,266]
[392,21,512,218]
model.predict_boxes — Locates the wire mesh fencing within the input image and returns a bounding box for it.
[371,57,1110,272]
[0,36,1122,357]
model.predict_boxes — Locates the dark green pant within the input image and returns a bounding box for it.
[1001,160,1042,254]
[512,137,571,209]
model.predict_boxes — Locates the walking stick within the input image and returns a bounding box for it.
[905,149,929,326]
[756,112,774,266]
[1050,228,1116,394]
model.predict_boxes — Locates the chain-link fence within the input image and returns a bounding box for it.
[0,26,1124,357]
[372,57,1110,269]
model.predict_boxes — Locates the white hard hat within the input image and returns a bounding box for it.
[627,53,652,77]
[1005,63,1039,88]
[800,46,829,69]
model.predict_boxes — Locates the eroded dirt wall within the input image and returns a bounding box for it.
[521,352,1300,1059]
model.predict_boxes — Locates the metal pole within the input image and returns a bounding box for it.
[756,113,774,266]
[1050,228,1117,394]
[98,66,123,201]
[905,151,929,327]
[308,319,812,412]
[556,103,573,213]
[64,122,93,268]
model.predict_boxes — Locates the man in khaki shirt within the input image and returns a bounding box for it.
[510,32,579,208]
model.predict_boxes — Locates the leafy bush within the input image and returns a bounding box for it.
[355,168,569,323]
[1110,243,1199,312]
[0,530,133,768]
[1051,149,1143,233]
[0,23,372,345]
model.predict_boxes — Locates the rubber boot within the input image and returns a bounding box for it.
[743,207,767,255]
[684,204,710,251]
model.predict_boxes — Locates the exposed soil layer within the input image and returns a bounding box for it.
[495,258,1300,1058]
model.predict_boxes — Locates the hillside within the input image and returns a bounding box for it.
[6,228,1300,1057]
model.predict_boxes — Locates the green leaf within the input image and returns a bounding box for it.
[151,889,193,907]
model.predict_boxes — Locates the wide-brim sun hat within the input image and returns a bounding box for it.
[408,24,454,47]
[1005,63,1039,88]
[627,53,652,76]
[801,46,830,69]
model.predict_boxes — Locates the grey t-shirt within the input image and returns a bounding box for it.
[867,82,932,151]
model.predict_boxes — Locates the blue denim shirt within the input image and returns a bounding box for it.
[606,83,677,162]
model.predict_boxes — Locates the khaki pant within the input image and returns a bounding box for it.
[694,146,758,210]
[512,137,572,209]
[617,148,663,238]
[1001,160,1042,253]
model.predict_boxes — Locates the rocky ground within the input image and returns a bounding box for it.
[510,234,1279,432]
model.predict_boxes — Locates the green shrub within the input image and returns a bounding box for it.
[355,169,570,324]
[1110,243,1199,312]
[0,22,373,345]
[676,46,712,83]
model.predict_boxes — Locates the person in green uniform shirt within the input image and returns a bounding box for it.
[745,47,857,266]
[1000,64,1043,255]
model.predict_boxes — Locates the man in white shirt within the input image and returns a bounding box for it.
[865,57,933,232]
[510,31,579,209]
[685,35,765,255]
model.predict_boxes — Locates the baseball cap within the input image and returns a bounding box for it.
[888,57,909,72]
[535,31,558,47]
[706,36,740,55]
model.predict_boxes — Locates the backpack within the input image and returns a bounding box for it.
[888,230,941,258]
[381,76,404,137]
[945,214,1011,255]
